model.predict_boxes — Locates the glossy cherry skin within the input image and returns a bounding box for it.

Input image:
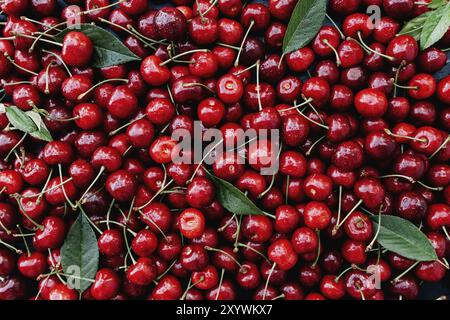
[410,126,443,155]
[140,55,170,86]
[62,31,94,67]
[105,170,137,202]
[407,73,436,100]
[154,7,187,42]
[364,130,396,160]
[332,141,364,170]
[33,216,66,251]
[386,35,418,65]
[178,208,206,239]
[268,239,298,271]
[303,201,332,230]
[0,170,24,195]
[291,227,318,254]
[48,284,78,300]
[354,178,385,210]
[303,173,333,201]
[354,88,388,118]
[127,257,157,286]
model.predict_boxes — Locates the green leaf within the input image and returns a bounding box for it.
[61,213,99,293]
[5,105,38,133]
[205,172,265,216]
[55,24,141,68]
[420,3,450,49]
[30,123,53,142]
[398,11,433,39]
[283,0,327,54]
[428,0,447,9]
[370,215,437,262]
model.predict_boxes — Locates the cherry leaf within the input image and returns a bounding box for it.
[420,3,450,50]
[370,215,437,262]
[205,171,265,216]
[283,0,327,54]
[61,212,99,293]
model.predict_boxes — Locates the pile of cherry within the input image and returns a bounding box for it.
[0,0,449,300]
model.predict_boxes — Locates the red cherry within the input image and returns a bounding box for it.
[62,31,94,67]
[268,239,298,270]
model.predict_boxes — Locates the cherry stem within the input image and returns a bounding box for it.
[127,25,168,46]
[3,52,38,76]
[416,180,443,191]
[44,62,55,94]
[215,268,225,300]
[29,21,67,53]
[322,39,341,66]
[378,174,415,183]
[11,32,62,47]
[233,62,257,75]
[154,259,177,281]
[138,210,168,240]
[36,169,53,204]
[180,276,205,300]
[11,195,44,230]
[335,185,343,227]
[262,262,276,301]
[218,214,236,232]
[233,215,243,252]
[81,0,125,15]
[429,134,450,160]
[41,49,72,77]
[20,17,63,32]
[234,20,255,67]
[437,258,449,270]
[0,220,11,235]
[188,139,224,183]
[366,206,382,251]
[258,174,275,199]
[106,198,115,230]
[182,82,215,94]
[237,242,270,263]
[296,108,329,130]
[217,42,240,50]
[160,49,209,66]
[335,265,356,282]
[311,230,321,268]
[285,175,290,205]
[302,95,325,124]
[442,226,450,241]
[333,199,363,234]
[391,261,420,283]
[390,80,418,90]
[205,246,242,268]
[356,32,395,61]
[325,13,345,39]
[78,78,129,100]
[16,224,30,256]
[136,178,173,211]
[0,239,22,254]
[123,226,136,264]
[255,59,263,111]
[55,165,76,210]
[2,81,32,86]
[384,128,426,143]
[201,0,218,17]
[305,135,326,156]
[108,114,146,136]
[4,132,27,162]
[392,61,406,98]
[79,207,102,235]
